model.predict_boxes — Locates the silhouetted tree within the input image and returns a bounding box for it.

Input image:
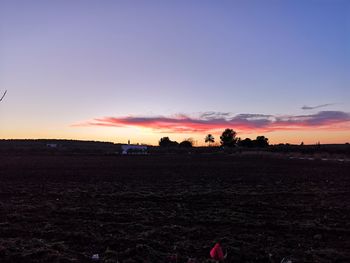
[205,134,215,146]
[159,137,179,147]
[239,138,253,147]
[159,137,170,146]
[220,128,237,147]
[255,136,269,148]
[179,139,193,148]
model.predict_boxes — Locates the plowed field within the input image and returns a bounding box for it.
[0,154,349,262]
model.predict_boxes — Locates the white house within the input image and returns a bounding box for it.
[121,144,147,155]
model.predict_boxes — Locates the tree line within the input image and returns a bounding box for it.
[159,128,269,148]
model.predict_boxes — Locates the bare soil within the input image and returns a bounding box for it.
[0,153,349,262]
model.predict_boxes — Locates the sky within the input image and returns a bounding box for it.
[0,0,349,145]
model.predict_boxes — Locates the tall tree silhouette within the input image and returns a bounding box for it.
[205,134,215,146]
[220,128,237,147]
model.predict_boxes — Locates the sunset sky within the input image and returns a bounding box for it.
[1,0,349,145]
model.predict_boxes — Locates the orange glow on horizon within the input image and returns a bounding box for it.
[2,127,349,146]
[2,111,350,146]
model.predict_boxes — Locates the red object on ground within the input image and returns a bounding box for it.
[210,242,224,261]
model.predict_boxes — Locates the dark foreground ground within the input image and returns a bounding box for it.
[0,153,349,263]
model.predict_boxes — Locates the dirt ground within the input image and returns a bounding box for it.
[0,153,349,262]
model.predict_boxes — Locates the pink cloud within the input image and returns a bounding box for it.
[75,111,350,133]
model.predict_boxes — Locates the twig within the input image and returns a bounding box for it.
[0,90,7,102]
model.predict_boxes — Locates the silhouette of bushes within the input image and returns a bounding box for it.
[238,136,269,148]
[159,137,179,148]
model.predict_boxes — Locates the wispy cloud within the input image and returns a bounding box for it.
[270,111,350,131]
[301,103,335,110]
[75,111,350,133]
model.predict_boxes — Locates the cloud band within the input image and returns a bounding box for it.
[75,111,350,133]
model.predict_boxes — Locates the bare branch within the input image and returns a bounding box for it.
[0,90,7,102]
